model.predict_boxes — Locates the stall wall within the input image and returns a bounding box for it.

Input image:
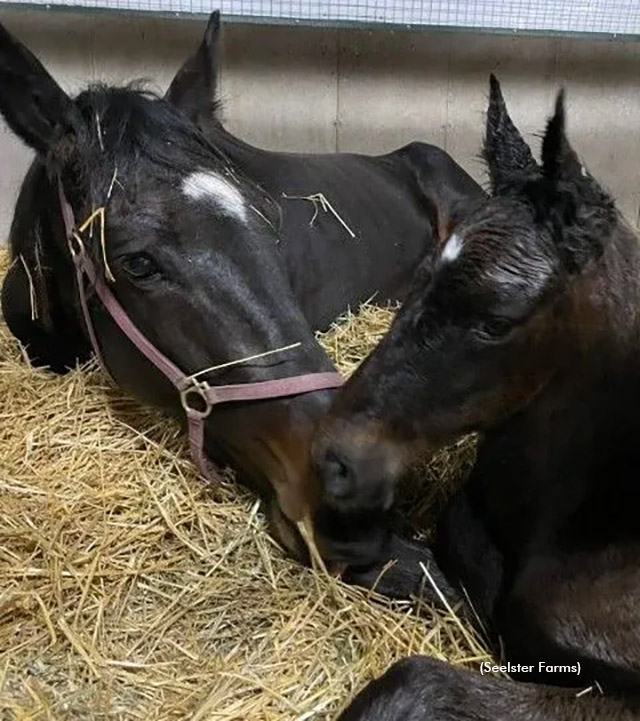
[1,9,639,242]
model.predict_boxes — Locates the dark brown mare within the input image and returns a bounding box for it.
[0,12,483,563]
[313,77,640,718]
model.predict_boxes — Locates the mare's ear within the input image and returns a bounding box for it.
[535,90,617,273]
[404,143,486,245]
[0,23,79,155]
[165,10,221,129]
[1,160,91,373]
[483,74,540,195]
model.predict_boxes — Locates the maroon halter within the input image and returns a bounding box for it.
[57,180,343,483]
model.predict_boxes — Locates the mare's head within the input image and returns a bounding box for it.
[312,76,623,565]
[0,14,336,559]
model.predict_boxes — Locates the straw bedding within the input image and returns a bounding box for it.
[0,250,489,721]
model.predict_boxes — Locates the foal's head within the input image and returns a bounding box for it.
[312,76,623,564]
[0,18,335,559]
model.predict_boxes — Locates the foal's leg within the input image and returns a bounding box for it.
[434,483,505,635]
[344,479,502,610]
[337,656,639,721]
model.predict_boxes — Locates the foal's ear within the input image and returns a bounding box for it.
[541,90,584,183]
[484,74,540,194]
[165,10,221,129]
[0,23,79,155]
[537,91,617,273]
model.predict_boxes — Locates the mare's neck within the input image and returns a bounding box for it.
[206,121,274,172]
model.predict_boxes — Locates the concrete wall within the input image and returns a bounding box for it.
[1,9,639,243]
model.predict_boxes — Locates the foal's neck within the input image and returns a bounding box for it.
[584,223,640,368]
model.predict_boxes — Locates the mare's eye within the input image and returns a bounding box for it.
[477,315,514,339]
[121,253,158,280]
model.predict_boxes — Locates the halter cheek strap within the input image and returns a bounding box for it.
[57,179,343,483]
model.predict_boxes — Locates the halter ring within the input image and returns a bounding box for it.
[180,381,212,419]
[68,230,86,260]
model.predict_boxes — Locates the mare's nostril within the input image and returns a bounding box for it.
[323,455,354,502]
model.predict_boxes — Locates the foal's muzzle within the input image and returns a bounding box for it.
[312,422,401,516]
[310,419,407,567]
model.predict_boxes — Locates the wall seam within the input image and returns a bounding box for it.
[335,28,341,152]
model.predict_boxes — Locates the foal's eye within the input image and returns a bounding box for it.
[121,253,159,280]
[477,315,514,339]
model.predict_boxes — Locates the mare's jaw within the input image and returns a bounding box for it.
[201,389,338,556]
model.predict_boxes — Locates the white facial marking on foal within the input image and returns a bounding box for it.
[441,233,463,263]
[182,170,247,223]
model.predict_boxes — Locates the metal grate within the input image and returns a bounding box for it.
[1,0,640,37]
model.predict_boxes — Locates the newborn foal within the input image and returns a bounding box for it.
[314,78,640,719]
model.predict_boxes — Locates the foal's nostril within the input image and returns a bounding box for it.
[323,455,355,502]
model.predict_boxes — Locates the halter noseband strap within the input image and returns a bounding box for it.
[57,179,343,483]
